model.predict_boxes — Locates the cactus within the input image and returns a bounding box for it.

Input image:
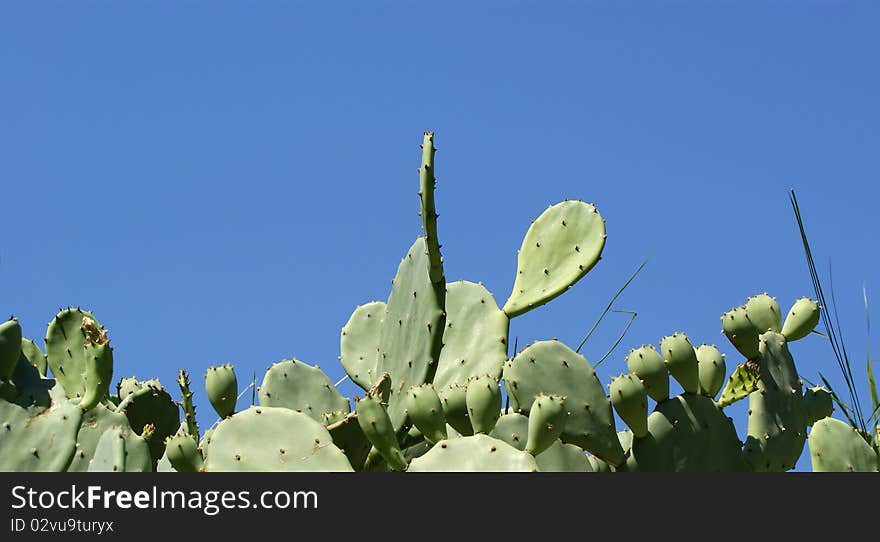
[626,345,669,402]
[79,329,112,412]
[356,394,406,471]
[465,375,502,434]
[432,281,509,392]
[503,339,624,466]
[490,412,591,472]
[502,201,606,318]
[627,393,749,472]
[407,434,538,472]
[804,386,834,425]
[339,301,385,390]
[375,237,446,430]
[745,293,782,334]
[45,308,105,401]
[88,424,152,472]
[405,384,447,444]
[66,402,129,472]
[258,359,348,422]
[742,331,808,472]
[721,306,761,360]
[204,406,352,471]
[609,374,648,438]
[781,298,820,342]
[0,318,23,382]
[164,429,205,472]
[525,394,567,456]
[439,383,472,436]
[116,378,180,465]
[325,410,371,470]
[659,333,700,394]
[717,362,761,407]
[177,369,200,439]
[20,338,48,378]
[0,397,83,471]
[695,344,726,399]
[808,416,879,472]
[205,364,238,419]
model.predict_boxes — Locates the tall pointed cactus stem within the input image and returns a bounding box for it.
[419,131,445,288]
[177,369,200,440]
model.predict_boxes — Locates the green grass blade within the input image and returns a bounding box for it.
[594,310,638,368]
[576,257,648,354]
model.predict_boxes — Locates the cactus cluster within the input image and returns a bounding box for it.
[1,132,876,472]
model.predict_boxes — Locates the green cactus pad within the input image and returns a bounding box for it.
[610,374,648,438]
[45,308,106,400]
[743,331,807,472]
[809,417,879,472]
[405,384,447,444]
[525,394,567,455]
[20,338,48,378]
[503,339,624,466]
[8,354,55,409]
[177,369,199,440]
[433,281,509,392]
[356,395,406,470]
[67,402,129,471]
[660,333,700,394]
[781,297,820,342]
[745,293,782,334]
[0,398,83,471]
[376,237,446,430]
[325,411,371,470]
[116,378,180,465]
[489,412,530,450]
[717,361,760,407]
[206,364,238,419]
[804,386,834,426]
[80,340,113,412]
[156,451,174,472]
[626,345,669,402]
[490,414,592,471]
[204,406,352,471]
[502,200,606,318]
[407,434,538,472]
[721,306,761,360]
[87,425,152,472]
[164,431,204,472]
[439,384,472,436]
[466,375,502,434]
[628,393,749,472]
[258,359,349,422]
[535,441,593,472]
[339,301,385,390]
[695,344,726,399]
[0,318,23,382]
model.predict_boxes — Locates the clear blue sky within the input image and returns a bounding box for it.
[3,3,878,471]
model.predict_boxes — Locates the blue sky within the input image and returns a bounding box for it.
[3,3,878,471]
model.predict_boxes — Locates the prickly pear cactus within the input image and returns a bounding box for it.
[407,434,538,472]
[66,402,129,472]
[405,384,447,444]
[503,339,624,466]
[204,406,353,472]
[45,308,106,401]
[502,201,606,318]
[808,417,879,472]
[695,344,725,399]
[339,301,385,390]
[258,359,349,422]
[465,375,502,434]
[20,338,48,377]
[490,412,592,472]
[743,331,807,472]
[0,397,83,471]
[717,362,760,407]
[432,281,509,392]
[803,386,834,425]
[626,345,669,402]
[116,378,180,465]
[659,333,699,394]
[87,424,152,472]
[609,374,648,438]
[525,394,567,455]
[376,237,446,430]
[205,364,238,419]
[781,298,820,342]
[0,318,23,382]
[627,393,749,472]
